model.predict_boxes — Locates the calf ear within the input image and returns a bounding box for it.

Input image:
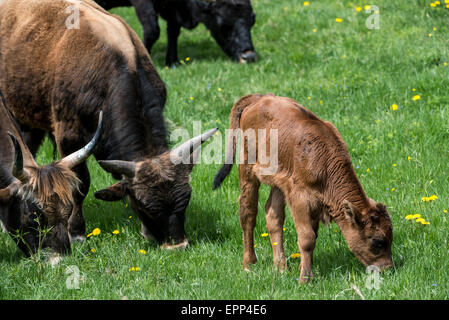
[343,200,363,226]
[94,182,127,202]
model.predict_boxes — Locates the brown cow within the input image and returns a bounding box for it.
[213,94,393,283]
[0,0,216,248]
[0,92,102,260]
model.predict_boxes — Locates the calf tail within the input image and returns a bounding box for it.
[212,94,264,190]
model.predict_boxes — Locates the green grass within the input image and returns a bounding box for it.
[1,0,449,299]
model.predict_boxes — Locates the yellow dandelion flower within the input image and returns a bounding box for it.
[416,218,425,223]
[254,244,257,248]
[112,230,119,235]
[436,1,441,4]
[430,2,436,7]
[393,164,397,167]
[91,228,101,236]
[90,248,96,253]
[422,195,438,202]
[355,6,362,12]
[87,233,93,238]
[218,87,222,92]
[364,5,371,10]
[261,233,269,237]
[189,96,194,101]
[283,227,286,231]
[412,88,416,92]
[335,18,343,23]
[303,1,310,6]
[391,188,396,191]
[307,96,311,100]
[433,27,437,31]
[138,249,147,255]
[421,221,430,225]
[429,33,433,37]
[405,215,414,220]
[408,156,411,161]
[290,253,301,259]
[313,28,317,32]
[444,62,448,66]
[412,95,421,101]
[129,216,132,219]
[366,168,370,173]
[391,104,398,111]
[320,100,323,104]
[412,214,421,219]
[185,57,190,61]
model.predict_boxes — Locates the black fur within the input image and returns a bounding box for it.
[96,0,257,66]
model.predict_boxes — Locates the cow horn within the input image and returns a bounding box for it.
[170,128,218,161]
[58,111,103,169]
[97,160,136,178]
[7,132,27,181]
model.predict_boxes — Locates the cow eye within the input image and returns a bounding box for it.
[372,239,386,249]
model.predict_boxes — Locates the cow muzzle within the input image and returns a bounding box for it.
[239,50,257,63]
[160,238,189,250]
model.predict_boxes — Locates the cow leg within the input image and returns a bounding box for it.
[238,166,260,271]
[165,21,181,66]
[17,123,46,158]
[265,187,286,272]
[130,0,160,53]
[55,131,90,242]
[290,195,319,284]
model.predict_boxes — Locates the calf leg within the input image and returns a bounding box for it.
[130,0,160,53]
[290,196,319,283]
[238,166,260,271]
[265,187,286,272]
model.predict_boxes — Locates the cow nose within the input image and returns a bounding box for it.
[239,50,257,63]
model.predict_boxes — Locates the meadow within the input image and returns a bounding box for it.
[1,0,449,299]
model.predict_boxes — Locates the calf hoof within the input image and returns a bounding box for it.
[69,234,86,243]
[275,260,287,273]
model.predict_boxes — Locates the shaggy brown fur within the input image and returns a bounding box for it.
[0,93,84,255]
[214,94,394,283]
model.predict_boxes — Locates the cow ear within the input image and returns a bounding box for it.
[0,188,11,204]
[343,200,363,226]
[94,182,127,202]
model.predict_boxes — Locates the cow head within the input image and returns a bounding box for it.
[340,200,394,271]
[94,128,218,249]
[0,113,103,258]
[200,0,257,63]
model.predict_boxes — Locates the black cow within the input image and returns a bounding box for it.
[96,0,257,66]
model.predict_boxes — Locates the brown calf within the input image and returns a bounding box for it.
[213,94,393,283]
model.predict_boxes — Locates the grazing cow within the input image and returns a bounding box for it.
[0,93,102,258]
[0,0,216,249]
[213,94,394,283]
[96,0,257,66]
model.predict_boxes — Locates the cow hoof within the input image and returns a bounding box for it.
[160,239,189,250]
[70,234,86,243]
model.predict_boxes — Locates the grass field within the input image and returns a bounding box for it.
[1,0,449,300]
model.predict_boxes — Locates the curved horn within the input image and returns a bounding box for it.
[7,132,25,181]
[171,128,218,161]
[58,111,103,169]
[97,160,136,178]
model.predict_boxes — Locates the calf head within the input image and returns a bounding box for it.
[340,200,394,270]
[94,128,218,249]
[0,113,103,257]
[200,0,257,63]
